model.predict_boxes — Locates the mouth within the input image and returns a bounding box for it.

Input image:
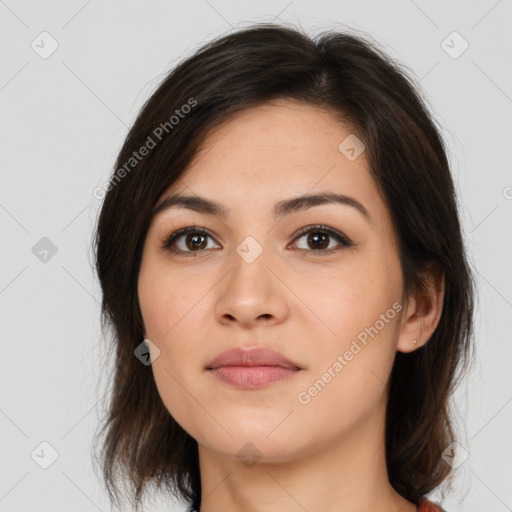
[206,346,303,389]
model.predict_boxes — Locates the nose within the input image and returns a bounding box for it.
[214,246,289,329]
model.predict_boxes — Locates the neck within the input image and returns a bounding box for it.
[195,396,416,512]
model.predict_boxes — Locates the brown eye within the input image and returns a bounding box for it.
[183,233,208,250]
[161,226,220,256]
[291,225,353,255]
[305,232,330,250]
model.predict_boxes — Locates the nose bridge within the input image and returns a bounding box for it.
[214,233,287,325]
[226,234,273,301]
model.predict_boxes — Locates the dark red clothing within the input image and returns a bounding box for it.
[418,497,445,511]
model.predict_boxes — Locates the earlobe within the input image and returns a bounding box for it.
[396,263,445,354]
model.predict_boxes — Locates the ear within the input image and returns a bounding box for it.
[397,262,445,353]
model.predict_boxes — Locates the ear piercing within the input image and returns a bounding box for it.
[412,339,418,345]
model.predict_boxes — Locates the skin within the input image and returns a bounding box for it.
[137,99,445,512]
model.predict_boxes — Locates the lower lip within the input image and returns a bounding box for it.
[208,365,301,389]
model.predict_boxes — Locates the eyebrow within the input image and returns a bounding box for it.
[152,192,371,223]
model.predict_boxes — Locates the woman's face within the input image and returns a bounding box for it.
[138,99,413,463]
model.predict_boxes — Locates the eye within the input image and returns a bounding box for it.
[160,226,220,256]
[289,224,353,255]
[161,223,354,257]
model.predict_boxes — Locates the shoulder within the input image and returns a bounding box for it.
[418,497,446,512]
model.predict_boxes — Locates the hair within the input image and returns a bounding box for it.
[91,21,476,512]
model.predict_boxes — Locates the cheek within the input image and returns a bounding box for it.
[295,258,401,344]
[139,280,204,374]
[141,292,206,434]
[138,256,199,338]
[292,279,401,440]
[295,258,402,403]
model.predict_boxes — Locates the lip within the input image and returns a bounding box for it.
[206,347,302,390]
[206,347,301,370]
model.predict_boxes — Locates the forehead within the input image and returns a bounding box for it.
[159,100,390,231]
[192,99,360,168]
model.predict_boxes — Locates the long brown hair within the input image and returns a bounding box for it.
[91,22,476,511]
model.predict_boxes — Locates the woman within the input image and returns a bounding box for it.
[92,22,475,512]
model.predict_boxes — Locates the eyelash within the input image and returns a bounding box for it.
[160,224,354,257]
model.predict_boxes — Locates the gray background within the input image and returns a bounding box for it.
[1,1,511,511]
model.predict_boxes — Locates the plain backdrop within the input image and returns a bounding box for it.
[1,1,511,511]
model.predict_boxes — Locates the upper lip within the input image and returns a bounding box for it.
[206,347,302,370]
